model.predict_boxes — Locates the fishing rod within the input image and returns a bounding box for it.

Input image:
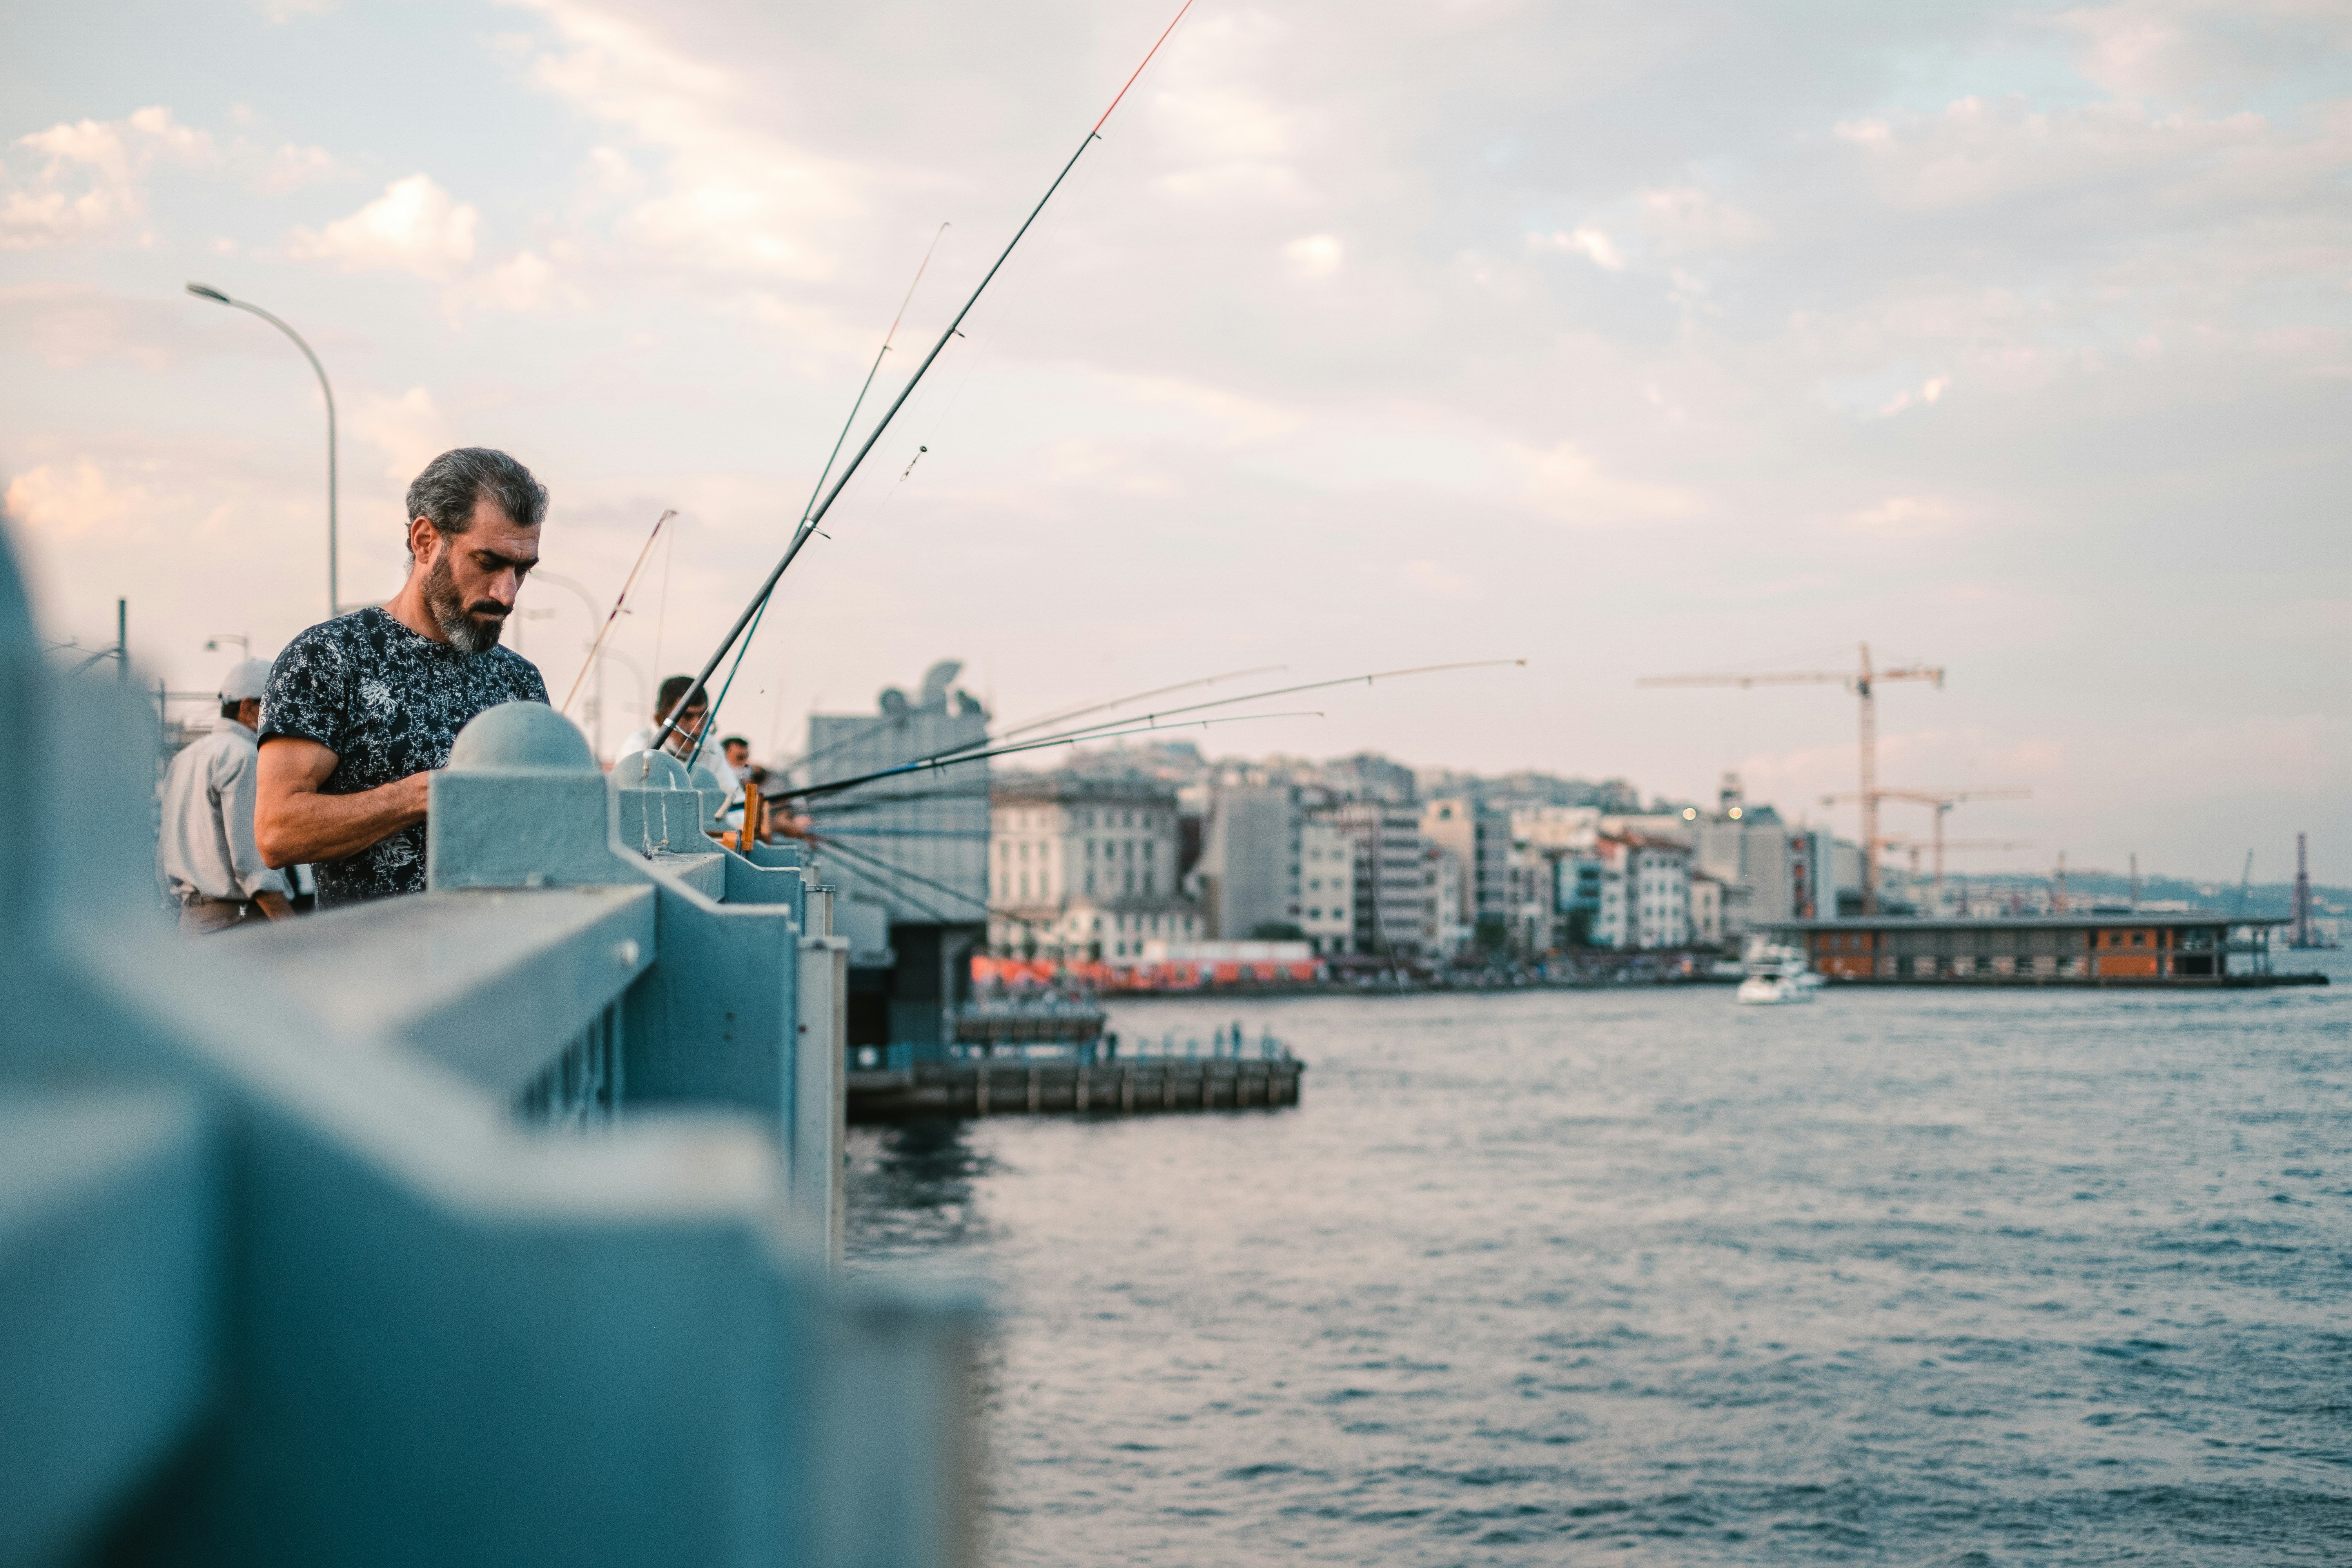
[773,709,1320,805]
[802,831,1031,924]
[782,660,1281,779]
[653,0,1200,757]
[562,508,673,715]
[884,659,1528,774]
[986,664,1286,746]
[688,223,954,766]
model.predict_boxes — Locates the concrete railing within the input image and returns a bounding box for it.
[0,536,975,1568]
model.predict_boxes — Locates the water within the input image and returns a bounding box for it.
[848,961,2352,1564]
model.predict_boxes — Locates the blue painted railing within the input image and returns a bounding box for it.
[0,535,976,1568]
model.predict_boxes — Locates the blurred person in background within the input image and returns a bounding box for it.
[159,657,294,935]
[617,674,711,762]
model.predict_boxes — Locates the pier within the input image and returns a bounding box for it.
[851,1022,1305,1122]
[852,1054,1305,1121]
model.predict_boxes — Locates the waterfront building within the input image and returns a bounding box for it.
[1689,868,1727,948]
[1679,813,1840,935]
[1422,845,1469,957]
[1555,849,1604,946]
[804,661,989,1054]
[989,772,1201,960]
[1592,833,1693,949]
[1194,781,1301,938]
[1299,818,1357,955]
[1316,798,1426,958]
[1765,914,2320,987]
[1506,838,1557,955]
[1512,804,1601,851]
[1422,797,1510,933]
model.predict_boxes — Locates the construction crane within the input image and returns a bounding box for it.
[1825,788,2031,893]
[1875,836,2033,911]
[1640,642,1943,914]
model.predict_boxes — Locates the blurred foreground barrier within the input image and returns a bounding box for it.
[0,537,976,1568]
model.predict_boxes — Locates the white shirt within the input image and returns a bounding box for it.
[156,718,290,904]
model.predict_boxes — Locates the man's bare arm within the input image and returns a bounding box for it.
[255,737,431,869]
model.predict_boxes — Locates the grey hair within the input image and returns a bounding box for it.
[405,448,548,556]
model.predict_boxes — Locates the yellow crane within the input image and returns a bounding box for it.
[1827,788,2032,894]
[1639,642,1943,914]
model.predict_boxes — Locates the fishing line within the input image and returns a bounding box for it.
[652,513,677,682]
[867,143,1116,519]
[562,507,673,717]
[652,0,1201,755]
[690,223,956,766]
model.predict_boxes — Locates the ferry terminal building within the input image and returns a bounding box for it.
[1762,914,2319,987]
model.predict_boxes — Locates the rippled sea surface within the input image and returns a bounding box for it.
[847,956,2352,1565]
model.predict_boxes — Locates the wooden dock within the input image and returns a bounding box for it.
[848,1056,1305,1123]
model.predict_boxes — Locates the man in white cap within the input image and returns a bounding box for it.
[158,656,294,935]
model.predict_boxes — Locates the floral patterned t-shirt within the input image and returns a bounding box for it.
[260,607,547,907]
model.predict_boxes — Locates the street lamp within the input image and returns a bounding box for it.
[185,282,339,621]
[204,634,250,657]
[530,571,612,761]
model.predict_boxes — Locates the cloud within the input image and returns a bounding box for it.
[253,141,346,194]
[2052,0,2352,101]
[1840,495,1965,537]
[1638,187,1764,254]
[2,461,152,537]
[1828,94,2317,218]
[1873,373,1953,417]
[0,105,214,249]
[1283,233,1342,279]
[1401,558,1471,599]
[1146,13,1316,203]
[288,174,478,277]
[0,283,198,370]
[446,248,588,313]
[352,387,455,488]
[1517,441,1700,523]
[1531,225,1624,270]
[1045,437,1172,495]
[510,0,866,281]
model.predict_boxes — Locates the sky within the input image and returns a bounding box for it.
[3,0,2348,883]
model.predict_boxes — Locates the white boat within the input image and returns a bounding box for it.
[1736,938,1820,1005]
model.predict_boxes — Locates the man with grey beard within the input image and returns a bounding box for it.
[254,447,551,907]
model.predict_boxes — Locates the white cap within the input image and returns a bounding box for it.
[220,657,273,702]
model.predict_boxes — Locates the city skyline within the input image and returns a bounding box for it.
[4,0,2346,882]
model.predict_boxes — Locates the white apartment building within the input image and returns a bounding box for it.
[1422,845,1469,958]
[988,775,1203,960]
[1421,798,1509,932]
[1316,799,1426,958]
[1511,804,1601,852]
[1506,840,1557,955]
[1592,834,1693,949]
[1299,819,1357,955]
[1193,782,1300,938]
[1689,869,1726,948]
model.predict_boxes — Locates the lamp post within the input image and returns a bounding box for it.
[185,283,339,621]
[530,571,611,762]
